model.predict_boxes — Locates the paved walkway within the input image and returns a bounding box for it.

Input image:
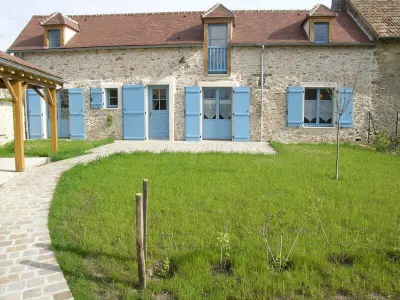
[0,141,275,299]
[0,158,49,187]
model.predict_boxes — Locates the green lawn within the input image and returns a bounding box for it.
[49,144,400,299]
[0,138,113,161]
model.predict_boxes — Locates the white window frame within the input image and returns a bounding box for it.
[100,83,122,109]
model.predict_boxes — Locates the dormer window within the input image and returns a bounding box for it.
[314,22,329,43]
[208,24,228,74]
[48,29,61,48]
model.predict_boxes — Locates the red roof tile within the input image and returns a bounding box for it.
[8,9,370,51]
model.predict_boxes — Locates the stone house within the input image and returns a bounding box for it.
[7,1,396,143]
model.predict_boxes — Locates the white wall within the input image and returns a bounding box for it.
[64,27,77,45]
[0,102,14,145]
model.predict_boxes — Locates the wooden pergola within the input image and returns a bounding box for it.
[0,51,63,172]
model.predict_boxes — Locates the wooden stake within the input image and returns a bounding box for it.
[143,179,148,260]
[49,88,58,154]
[136,193,146,288]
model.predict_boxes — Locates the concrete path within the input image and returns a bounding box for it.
[0,141,275,299]
[0,158,49,187]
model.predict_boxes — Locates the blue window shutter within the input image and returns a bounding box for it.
[233,87,250,142]
[27,89,44,139]
[184,87,201,141]
[287,87,304,127]
[90,88,103,108]
[338,87,353,128]
[69,88,85,140]
[122,85,146,140]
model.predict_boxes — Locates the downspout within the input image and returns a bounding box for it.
[260,45,264,142]
[24,91,29,139]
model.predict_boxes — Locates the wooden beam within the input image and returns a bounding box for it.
[33,87,49,104]
[44,87,55,106]
[11,80,25,171]
[49,88,58,154]
[3,78,18,103]
[0,70,61,89]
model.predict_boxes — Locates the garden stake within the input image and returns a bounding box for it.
[143,179,148,260]
[136,193,146,288]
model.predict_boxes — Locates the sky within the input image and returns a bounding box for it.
[0,0,331,51]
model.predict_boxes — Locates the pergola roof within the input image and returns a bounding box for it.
[0,50,63,89]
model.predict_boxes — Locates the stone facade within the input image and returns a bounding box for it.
[0,102,14,145]
[19,44,384,143]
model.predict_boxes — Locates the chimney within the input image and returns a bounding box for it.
[331,0,346,10]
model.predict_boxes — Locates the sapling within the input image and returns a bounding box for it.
[262,211,303,271]
[216,229,230,269]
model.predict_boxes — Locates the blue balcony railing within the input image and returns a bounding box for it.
[208,46,227,74]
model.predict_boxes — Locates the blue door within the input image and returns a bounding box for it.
[123,85,146,140]
[185,87,201,141]
[27,89,44,139]
[47,90,70,138]
[233,87,250,142]
[69,88,85,140]
[149,86,169,139]
[203,87,232,140]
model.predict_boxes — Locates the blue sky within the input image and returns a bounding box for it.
[0,0,331,51]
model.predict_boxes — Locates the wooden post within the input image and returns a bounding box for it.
[11,80,25,172]
[136,193,146,288]
[143,179,148,260]
[49,88,58,154]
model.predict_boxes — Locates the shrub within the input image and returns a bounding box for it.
[374,131,391,152]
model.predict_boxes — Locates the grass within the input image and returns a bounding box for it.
[0,138,113,161]
[0,97,12,102]
[49,143,400,299]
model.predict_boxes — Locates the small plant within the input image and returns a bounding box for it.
[159,256,171,278]
[151,231,176,279]
[105,115,113,130]
[262,211,303,271]
[216,231,230,268]
[374,130,391,152]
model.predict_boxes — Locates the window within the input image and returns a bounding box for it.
[106,88,118,108]
[48,29,61,48]
[314,22,329,43]
[208,24,228,74]
[304,88,333,126]
[203,87,232,120]
[151,88,167,111]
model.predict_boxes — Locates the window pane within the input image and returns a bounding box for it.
[152,89,159,100]
[219,88,232,100]
[159,88,167,100]
[109,89,118,98]
[109,97,118,106]
[160,100,167,110]
[209,25,227,40]
[304,100,317,124]
[152,100,159,110]
[305,88,318,100]
[204,88,217,120]
[49,30,60,48]
[320,88,332,100]
[209,39,227,47]
[314,23,329,43]
[320,99,333,124]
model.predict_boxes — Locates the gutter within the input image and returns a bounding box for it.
[232,42,376,47]
[0,58,63,84]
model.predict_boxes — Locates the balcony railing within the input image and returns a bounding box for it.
[208,46,227,74]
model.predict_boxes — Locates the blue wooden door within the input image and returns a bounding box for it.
[233,87,250,142]
[123,85,146,140]
[69,88,85,140]
[185,87,201,141]
[149,86,169,139]
[27,89,44,139]
[203,87,232,140]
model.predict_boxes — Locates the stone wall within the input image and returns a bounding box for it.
[0,89,11,100]
[19,44,382,143]
[0,102,14,145]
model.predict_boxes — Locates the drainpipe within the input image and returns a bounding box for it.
[260,45,264,142]
[24,92,29,139]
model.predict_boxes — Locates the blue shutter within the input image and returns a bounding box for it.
[69,88,85,140]
[185,87,201,141]
[287,87,304,127]
[90,88,103,108]
[339,87,353,128]
[122,85,146,140]
[233,87,250,142]
[27,89,44,139]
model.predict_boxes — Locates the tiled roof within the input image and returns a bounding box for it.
[201,3,235,18]
[348,0,400,38]
[8,8,371,51]
[308,4,337,17]
[0,50,61,78]
[40,12,80,32]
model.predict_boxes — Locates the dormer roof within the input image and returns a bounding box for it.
[40,12,80,31]
[308,4,337,17]
[201,3,235,19]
